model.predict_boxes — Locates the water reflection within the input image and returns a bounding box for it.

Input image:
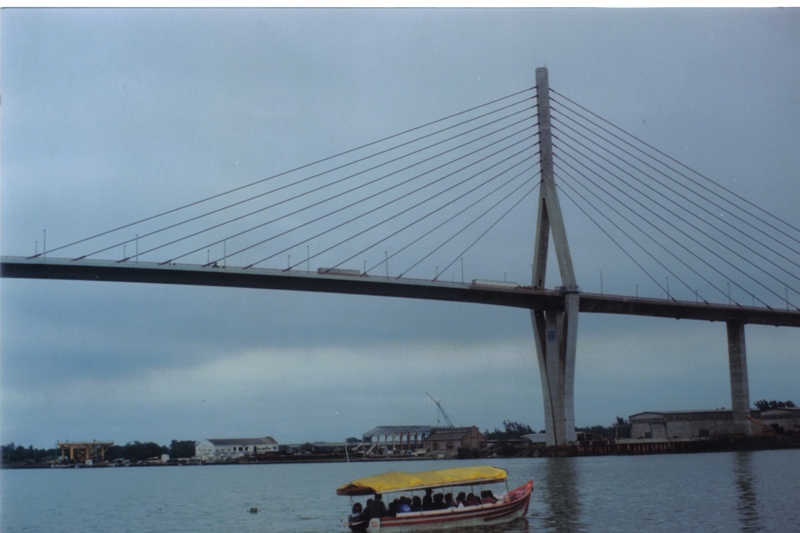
[539,458,585,533]
[733,451,762,532]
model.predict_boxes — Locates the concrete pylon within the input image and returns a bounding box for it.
[727,321,752,435]
[530,67,580,446]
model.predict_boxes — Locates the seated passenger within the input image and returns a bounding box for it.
[387,500,399,517]
[410,495,422,512]
[465,493,478,506]
[444,493,455,508]
[398,497,411,513]
[481,490,498,504]
[455,492,467,508]
[431,493,447,510]
[349,501,368,532]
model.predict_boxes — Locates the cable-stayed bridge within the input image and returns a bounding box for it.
[3,68,799,446]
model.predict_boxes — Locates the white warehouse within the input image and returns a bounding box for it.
[195,437,278,462]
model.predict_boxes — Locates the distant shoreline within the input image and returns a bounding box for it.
[5,435,799,469]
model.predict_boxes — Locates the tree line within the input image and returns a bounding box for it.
[1,440,196,467]
[485,417,633,442]
[754,399,795,410]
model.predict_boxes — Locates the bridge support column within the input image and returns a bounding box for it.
[727,321,752,435]
[531,285,579,446]
[530,67,579,447]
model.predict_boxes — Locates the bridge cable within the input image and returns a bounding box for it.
[431,182,541,283]
[552,131,796,307]
[333,158,541,278]
[364,163,541,277]
[554,156,737,305]
[361,163,539,278]
[81,104,539,262]
[123,111,539,264]
[217,128,539,268]
[36,86,536,259]
[550,89,800,245]
[556,147,798,310]
[551,113,800,293]
[406,172,541,281]
[556,166,706,302]
[553,145,774,307]
[265,135,541,271]
[550,101,800,267]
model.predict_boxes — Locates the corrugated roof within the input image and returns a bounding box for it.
[204,437,277,446]
[362,425,433,437]
[426,427,477,441]
[630,410,731,417]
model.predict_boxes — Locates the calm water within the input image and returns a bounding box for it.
[2,451,799,532]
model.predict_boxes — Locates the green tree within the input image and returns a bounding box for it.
[1,442,59,466]
[485,420,534,441]
[754,399,795,411]
[169,440,196,459]
[106,441,168,462]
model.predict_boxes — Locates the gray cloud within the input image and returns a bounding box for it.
[2,8,799,448]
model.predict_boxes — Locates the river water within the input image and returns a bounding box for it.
[2,450,798,532]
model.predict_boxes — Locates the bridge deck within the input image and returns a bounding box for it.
[2,256,798,327]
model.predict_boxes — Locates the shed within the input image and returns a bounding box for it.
[424,426,486,457]
[629,410,737,439]
[195,437,278,462]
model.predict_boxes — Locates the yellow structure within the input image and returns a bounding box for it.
[57,441,114,463]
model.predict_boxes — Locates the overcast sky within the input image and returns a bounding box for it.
[2,8,799,449]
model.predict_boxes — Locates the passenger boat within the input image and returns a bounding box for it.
[336,465,532,532]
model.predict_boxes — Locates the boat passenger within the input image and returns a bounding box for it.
[367,494,387,518]
[422,488,434,510]
[348,502,368,533]
[481,490,498,504]
[410,495,422,512]
[455,492,467,508]
[465,493,478,507]
[431,493,447,510]
[387,500,399,517]
[398,497,412,513]
[444,493,455,508]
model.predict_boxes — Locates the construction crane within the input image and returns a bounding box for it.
[426,393,455,427]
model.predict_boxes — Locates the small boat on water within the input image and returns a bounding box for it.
[336,465,532,532]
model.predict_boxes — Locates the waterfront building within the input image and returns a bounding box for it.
[630,410,740,439]
[361,425,433,455]
[195,437,278,462]
[759,407,800,432]
[521,433,548,444]
[424,426,487,457]
[279,441,354,454]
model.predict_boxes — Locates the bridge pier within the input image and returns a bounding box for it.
[727,321,752,435]
[530,67,580,446]
[531,285,579,446]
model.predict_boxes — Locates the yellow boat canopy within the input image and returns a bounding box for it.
[336,466,507,496]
